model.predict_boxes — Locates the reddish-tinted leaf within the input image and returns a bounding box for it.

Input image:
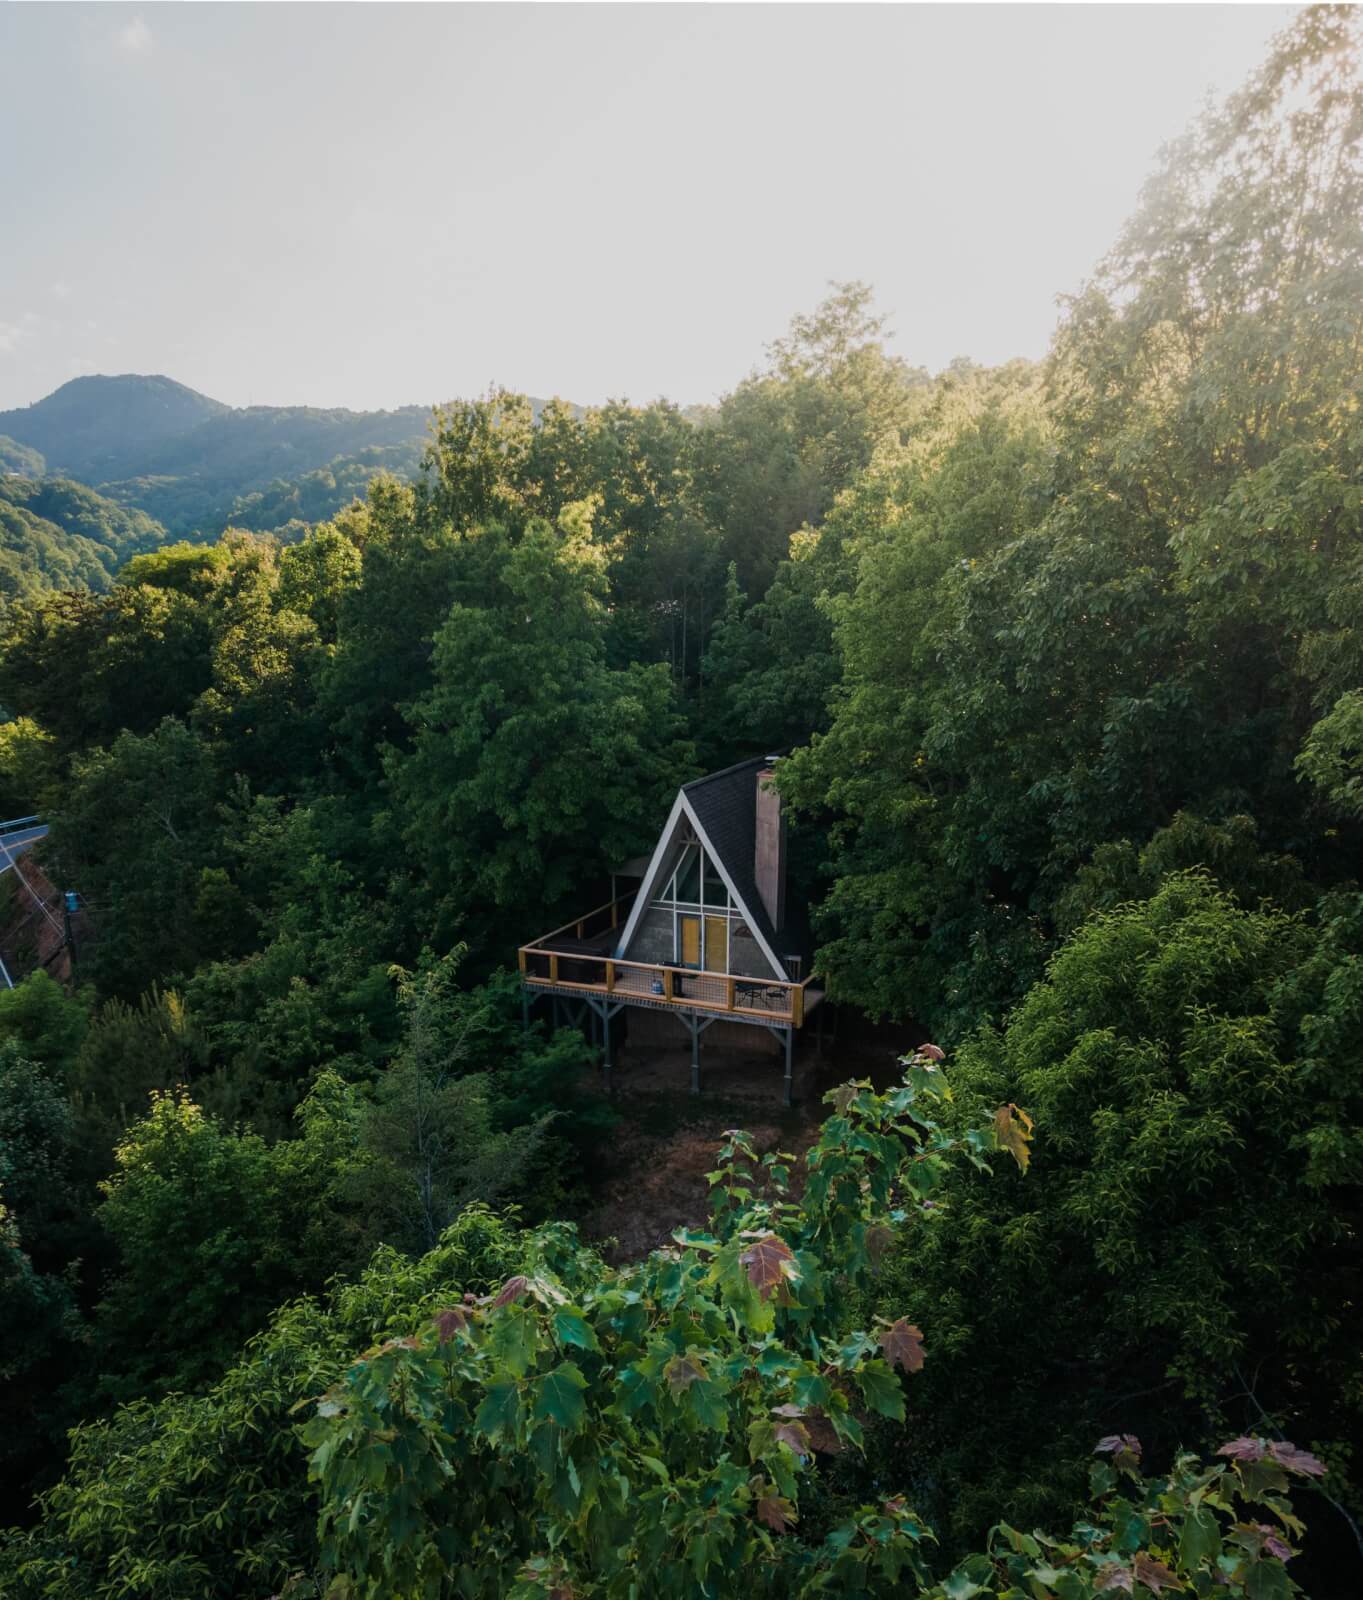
[831,1084,857,1116]
[878,1318,926,1374]
[756,1493,795,1533]
[1131,1553,1181,1594]
[492,1275,530,1308]
[434,1307,469,1342]
[1095,1434,1143,1470]
[804,1409,843,1455]
[1269,1441,1326,1478]
[1245,1522,1295,1561]
[918,1043,945,1062]
[1095,1565,1134,1593]
[1218,1435,1267,1460]
[773,1418,811,1456]
[739,1234,798,1301]
[1095,1433,1141,1456]
[771,1402,804,1417]
[664,1353,706,1393]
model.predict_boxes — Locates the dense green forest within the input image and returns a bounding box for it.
[0,476,167,603]
[1,10,1362,1597]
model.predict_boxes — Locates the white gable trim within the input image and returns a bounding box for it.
[613,791,689,956]
[615,788,786,980]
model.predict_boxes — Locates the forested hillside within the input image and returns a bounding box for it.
[1,10,1361,1598]
[0,436,46,477]
[0,375,536,542]
[0,476,167,602]
[91,400,433,534]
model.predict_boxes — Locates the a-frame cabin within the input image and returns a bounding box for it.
[518,757,822,1103]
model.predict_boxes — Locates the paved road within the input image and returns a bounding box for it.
[0,825,49,869]
[0,824,50,986]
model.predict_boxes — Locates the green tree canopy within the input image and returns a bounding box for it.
[387,508,694,943]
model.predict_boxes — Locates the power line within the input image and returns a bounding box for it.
[0,833,64,938]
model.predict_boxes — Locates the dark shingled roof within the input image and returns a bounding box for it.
[683,756,802,966]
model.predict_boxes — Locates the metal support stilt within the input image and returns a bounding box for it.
[690,1014,701,1095]
[783,1027,793,1108]
[582,1000,624,1093]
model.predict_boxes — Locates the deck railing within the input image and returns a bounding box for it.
[518,896,814,1027]
[520,892,638,951]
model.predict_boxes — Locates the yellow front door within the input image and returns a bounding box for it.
[680,916,701,968]
[704,916,728,973]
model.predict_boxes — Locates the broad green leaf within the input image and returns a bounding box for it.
[533,1361,588,1432]
[475,1381,522,1444]
[1179,1506,1218,1570]
[487,1301,541,1377]
[857,1360,905,1421]
[688,1379,730,1432]
[553,1308,599,1353]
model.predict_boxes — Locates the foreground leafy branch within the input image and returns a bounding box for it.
[303,1051,1318,1598]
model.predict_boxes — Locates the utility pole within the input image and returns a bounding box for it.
[63,889,79,966]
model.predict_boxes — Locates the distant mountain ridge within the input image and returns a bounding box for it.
[0,375,231,481]
[0,374,442,536]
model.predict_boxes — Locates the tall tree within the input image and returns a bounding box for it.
[387,506,693,947]
[699,281,929,593]
[46,718,221,999]
[780,363,1055,1029]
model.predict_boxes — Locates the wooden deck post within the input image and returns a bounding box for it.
[792,984,804,1028]
[726,977,735,1012]
[517,948,527,975]
[605,960,615,994]
[549,953,559,984]
[663,968,674,1002]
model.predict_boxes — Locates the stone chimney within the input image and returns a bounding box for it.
[754,760,786,932]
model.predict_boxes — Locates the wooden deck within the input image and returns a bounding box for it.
[518,895,819,1028]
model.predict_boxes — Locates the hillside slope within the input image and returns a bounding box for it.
[0,476,166,600]
[95,403,431,534]
[0,437,45,477]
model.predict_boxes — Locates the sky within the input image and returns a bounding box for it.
[0,2,1302,415]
